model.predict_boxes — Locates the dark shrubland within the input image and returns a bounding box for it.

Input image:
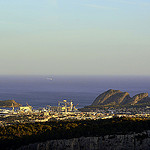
[0,117,150,150]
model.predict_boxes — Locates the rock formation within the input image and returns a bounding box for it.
[17,130,150,150]
[131,93,149,105]
[92,89,123,105]
[91,89,150,106]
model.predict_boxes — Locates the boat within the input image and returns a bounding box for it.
[46,77,53,80]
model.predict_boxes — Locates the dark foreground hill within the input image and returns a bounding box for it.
[0,100,21,108]
[80,89,150,111]
[0,118,150,150]
[18,131,150,150]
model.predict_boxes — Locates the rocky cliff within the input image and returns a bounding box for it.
[91,89,150,106]
[17,131,150,150]
[131,93,149,105]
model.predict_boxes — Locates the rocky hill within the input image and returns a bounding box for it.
[131,93,149,105]
[91,89,150,106]
[0,100,21,107]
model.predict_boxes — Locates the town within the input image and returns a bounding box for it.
[0,100,150,126]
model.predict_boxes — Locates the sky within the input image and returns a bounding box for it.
[0,0,150,76]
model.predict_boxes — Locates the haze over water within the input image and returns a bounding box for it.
[0,75,150,109]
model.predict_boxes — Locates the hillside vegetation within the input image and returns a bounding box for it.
[0,117,150,150]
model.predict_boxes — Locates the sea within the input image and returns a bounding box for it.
[0,75,150,109]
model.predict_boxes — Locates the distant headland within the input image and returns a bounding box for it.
[0,100,21,108]
[80,89,150,111]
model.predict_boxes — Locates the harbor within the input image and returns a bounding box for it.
[0,99,150,126]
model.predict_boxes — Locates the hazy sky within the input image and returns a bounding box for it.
[0,0,150,75]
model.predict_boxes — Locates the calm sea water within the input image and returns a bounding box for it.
[0,75,150,109]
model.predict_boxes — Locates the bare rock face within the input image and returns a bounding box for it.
[91,89,150,106]
[131,93,149,105]
[105,92,131,105]
[17,131,150,150]
[92,89,122,105]
[92,89,131,106]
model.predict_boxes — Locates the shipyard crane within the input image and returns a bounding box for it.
[57,100,77,112]
[73,104,79,111]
